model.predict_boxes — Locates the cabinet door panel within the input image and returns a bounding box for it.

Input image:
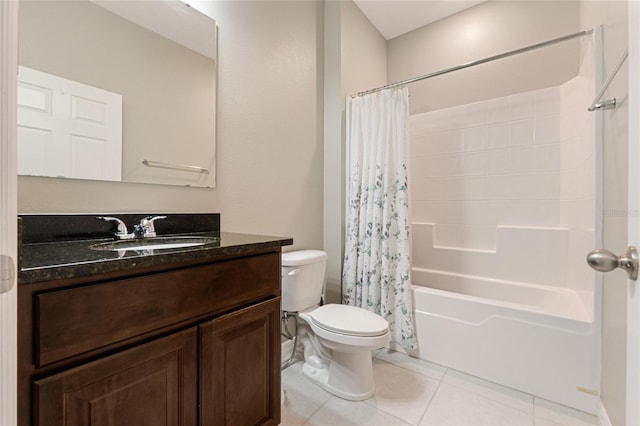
[34,328,197,426]
[200,298,281,426]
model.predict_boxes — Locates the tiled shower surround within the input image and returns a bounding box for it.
[410,74,596,311]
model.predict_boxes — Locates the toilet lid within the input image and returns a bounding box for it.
[308,304,389,337]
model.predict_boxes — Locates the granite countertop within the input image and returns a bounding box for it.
[19,231,293,285]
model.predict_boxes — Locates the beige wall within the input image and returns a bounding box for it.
[340,1,387,97]
[580,2,629,425]
[321,0,387,303]
[388,1,581,114]
[18,0,324,251]
[323,0,341,303]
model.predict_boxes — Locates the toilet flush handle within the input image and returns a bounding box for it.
[287,268,301,276]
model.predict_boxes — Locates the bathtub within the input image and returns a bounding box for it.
[398,267,599,414]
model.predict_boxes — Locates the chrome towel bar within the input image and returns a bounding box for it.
[141,159,209,173]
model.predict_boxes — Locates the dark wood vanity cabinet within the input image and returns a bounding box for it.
[19,249,283,426]
[200,298,281,425]
[33,327,199,426]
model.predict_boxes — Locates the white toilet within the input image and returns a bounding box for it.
[281,250,390,401]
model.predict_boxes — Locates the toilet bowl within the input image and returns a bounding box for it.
[281,250,390,401]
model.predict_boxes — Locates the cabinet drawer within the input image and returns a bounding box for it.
[35,252,280,366]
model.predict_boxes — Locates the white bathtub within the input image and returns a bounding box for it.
[400,267,599,414]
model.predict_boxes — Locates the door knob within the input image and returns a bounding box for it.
[587,246,638,280]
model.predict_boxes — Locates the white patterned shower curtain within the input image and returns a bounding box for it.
[342,87,416,350]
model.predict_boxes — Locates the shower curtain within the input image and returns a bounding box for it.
[342,87,416,350]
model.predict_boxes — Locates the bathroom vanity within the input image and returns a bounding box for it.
[17,214,292,426]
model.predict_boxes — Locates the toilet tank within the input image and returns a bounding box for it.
[281,250,327,312]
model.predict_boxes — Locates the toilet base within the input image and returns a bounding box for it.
[301,349,375,401]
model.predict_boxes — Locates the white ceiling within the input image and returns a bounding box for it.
[353,0,486,40]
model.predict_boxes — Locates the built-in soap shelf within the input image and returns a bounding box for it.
[421,222,570,253]
[412,222,570,287]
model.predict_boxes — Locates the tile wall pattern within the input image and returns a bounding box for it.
[410,75,595,298]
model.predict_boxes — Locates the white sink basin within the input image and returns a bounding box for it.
[90,236,219,252]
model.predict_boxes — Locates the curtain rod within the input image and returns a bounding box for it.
[351,28,594,98]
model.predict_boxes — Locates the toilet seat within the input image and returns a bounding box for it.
[307,304,389,337]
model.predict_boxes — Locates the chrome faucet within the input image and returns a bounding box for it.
[96,216,135,240]
[135,215,167,238]
[97,215,167,239]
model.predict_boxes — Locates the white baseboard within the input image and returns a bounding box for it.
[598,400,612,426]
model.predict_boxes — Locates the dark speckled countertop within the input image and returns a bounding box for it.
[18,214,293,285]
[20,232,293,285]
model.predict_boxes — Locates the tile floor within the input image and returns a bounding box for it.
[281,349,601,426]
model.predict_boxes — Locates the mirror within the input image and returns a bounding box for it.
[17,0,217,188]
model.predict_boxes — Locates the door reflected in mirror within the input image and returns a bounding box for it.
[18,0,217,187]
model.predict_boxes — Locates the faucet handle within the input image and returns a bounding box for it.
[96,216,135,240]
[139,215,167,238]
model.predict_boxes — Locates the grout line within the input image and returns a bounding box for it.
[298,393,333,426]
[416,367,448,426]
[366,357,445,426]
[439,368,537,417]
[383,412,417,426]
[365,401,416,426]
[374,352,447,382]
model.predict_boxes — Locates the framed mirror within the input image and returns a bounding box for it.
[17,0,217,188]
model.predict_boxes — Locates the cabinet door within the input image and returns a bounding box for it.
[34,328,198,426]
[200,298,281,426]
